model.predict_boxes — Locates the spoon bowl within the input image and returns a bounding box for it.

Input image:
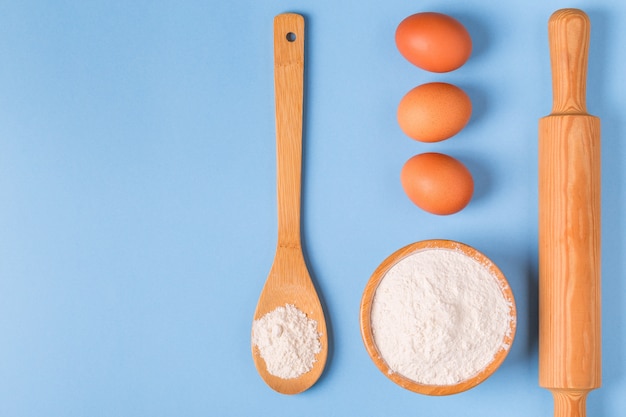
[252,246,328,394]
[251,13,327,395]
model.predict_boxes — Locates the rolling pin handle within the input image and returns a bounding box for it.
[551,389,590,417]
[548,8,591,114]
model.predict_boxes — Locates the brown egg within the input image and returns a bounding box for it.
[397,82,472,143]
[395,12,472,73]
[400,152,474,215]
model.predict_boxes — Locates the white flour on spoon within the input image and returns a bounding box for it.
[252,304,321,379]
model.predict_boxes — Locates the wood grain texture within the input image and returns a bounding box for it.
[552,389,592,417]
[538,8,601,417]
[274,13,304,248]
[548,9,591,114]
[251,13,327,395]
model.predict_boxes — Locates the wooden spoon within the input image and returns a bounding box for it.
[251,13,328,395]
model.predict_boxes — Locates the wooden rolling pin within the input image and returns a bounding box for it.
[538,8,601,417]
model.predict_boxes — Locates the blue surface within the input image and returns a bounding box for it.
[0,1,624,416]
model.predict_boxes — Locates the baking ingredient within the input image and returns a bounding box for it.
[401,152,473,215]
[397,82,471,143]
[395,12,472,73]
[370,248,514,385]
[252,304,322,379]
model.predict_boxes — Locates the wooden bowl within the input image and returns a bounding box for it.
[360,239,517,395]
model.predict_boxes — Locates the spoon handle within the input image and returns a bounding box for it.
[274,13,305,248]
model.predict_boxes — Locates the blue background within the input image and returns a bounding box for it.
[0,0,624,416]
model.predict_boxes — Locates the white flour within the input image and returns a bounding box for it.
[252,304,321,379]
[371,248,514,385]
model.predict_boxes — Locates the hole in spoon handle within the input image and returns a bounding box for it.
[548,8,590,114]
[273,14,305,247]
[274,13,304,61]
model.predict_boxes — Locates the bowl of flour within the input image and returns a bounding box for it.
[360,239,516,395]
